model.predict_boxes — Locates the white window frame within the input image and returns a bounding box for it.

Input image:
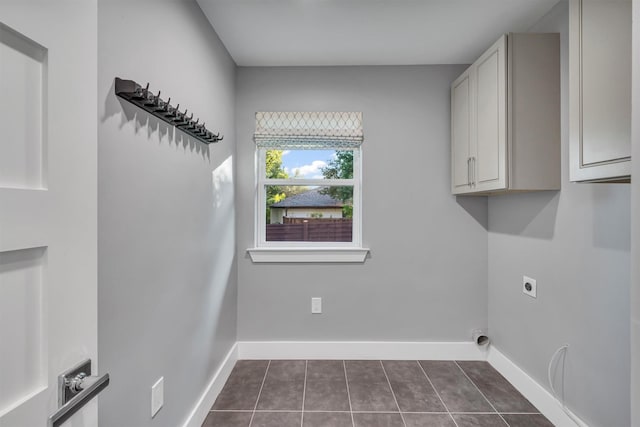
[248,147,368,263]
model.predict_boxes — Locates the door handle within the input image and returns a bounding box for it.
[49,359,110,427]
[471,156,476,187]
[467,157,471,186]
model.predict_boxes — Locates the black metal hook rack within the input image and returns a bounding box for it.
[114,77,223,145]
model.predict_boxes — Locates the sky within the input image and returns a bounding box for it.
[280,149,335,179]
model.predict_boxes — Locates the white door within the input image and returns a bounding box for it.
[0,1,98,427]
[451,70,472,194]
[473,35,507,192]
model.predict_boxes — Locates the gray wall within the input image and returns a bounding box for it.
[488,2,631,426]
[98,1,237,426]
[632,0,639,425]
[236,66,489,341]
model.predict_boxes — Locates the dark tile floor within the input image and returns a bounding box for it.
[203,360,554,427]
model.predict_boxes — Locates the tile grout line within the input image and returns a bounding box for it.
[453,361,510,427]
[379,360,407,427]
[416,361,461,427]
[211,409,541,414]
[300,360,308,427]
[342,361,356,427]
[248,360,271,427]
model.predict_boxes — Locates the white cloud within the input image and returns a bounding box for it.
[282,150,291,156]
[292,160,327,179]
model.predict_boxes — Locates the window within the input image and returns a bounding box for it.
[249,112,368,262]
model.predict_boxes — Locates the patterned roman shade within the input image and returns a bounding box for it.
[254,111,363,149]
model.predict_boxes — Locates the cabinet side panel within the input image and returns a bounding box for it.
[510,33,561,190]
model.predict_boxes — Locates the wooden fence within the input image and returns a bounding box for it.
[266,218,352,242]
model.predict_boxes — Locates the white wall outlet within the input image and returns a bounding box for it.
[523,276,537,298]
[151,377,164,418]
[311,297,322,314]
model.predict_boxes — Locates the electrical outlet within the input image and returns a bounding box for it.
[311,297,322,314]
[523,276,537,298]
[151,377,164,418]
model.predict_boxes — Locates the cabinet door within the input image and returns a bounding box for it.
[451,70,472,194]
[473,35,507,192]
[570,0,631,182]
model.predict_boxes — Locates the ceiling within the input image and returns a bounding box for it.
[196,0,561,66]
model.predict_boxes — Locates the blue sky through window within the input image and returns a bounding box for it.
[280,149,337,179]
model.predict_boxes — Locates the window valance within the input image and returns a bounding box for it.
[254,111,363,149]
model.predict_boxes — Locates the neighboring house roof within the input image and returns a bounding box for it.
[270,188,344,208]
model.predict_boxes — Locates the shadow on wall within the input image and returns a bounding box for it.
[456,196,489,230]
[487,191,560,240]
[591,184,631,251]
[101,79,210,161]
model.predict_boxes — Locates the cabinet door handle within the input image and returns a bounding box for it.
[467,157,471,186]
[472,157,476,187]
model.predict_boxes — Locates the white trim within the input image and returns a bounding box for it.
[247,247,369,263]
[487,346,589,427]
[236,341,487,360]
[181,343,238,427]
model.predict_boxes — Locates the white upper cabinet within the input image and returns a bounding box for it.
[451,33,560,195]
[569,0,632,182]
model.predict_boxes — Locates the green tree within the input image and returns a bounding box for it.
[320,150,354,218]
[265,150,288,223]
[266,150,288,180]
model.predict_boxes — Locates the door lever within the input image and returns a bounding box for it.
[49,359,110,427]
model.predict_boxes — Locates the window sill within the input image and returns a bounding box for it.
[247,247,370,263]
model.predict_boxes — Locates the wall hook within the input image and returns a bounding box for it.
[115,78,223,146]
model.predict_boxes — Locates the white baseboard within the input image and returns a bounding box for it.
[181,343,238,427]
[487,346,589,427]
[236,340,488,361]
